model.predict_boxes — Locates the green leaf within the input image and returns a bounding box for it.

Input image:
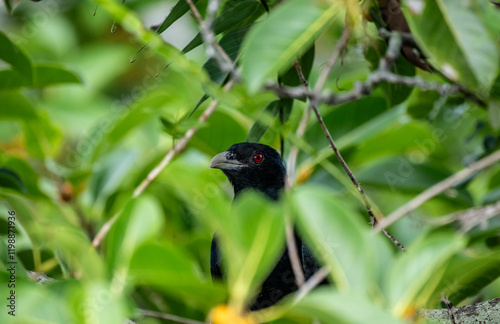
[0,156,47,197]
[406,88,441,119]
[0,30,32,77]
[0,167,26,193]
[246,99,293,143]
[292,185,390,292]
[384,232,466,316]
[429,253,500,307]
[106,195,165,269]
[203,25,250,85]
[130,242,227,311]
[402,0,499,92]
[0,64,81,89]
[193,110,247,155]
[155,0,199,35]
[280,45,315,87]
[0,92,38,120]
[487,99,500,130]
[242,0,340,92]
[181,0,262,54]
[89,150,138,203]
[287,288,405,324]
[189,25,252,117]
[364,40,416,107]
[218,192,286,310]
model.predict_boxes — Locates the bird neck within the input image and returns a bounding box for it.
[232,182,282,201]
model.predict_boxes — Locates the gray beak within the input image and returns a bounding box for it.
[209,151,245,170]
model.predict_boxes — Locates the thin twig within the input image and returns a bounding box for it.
[314,26,351,92]
[285,218,305,285]
[293,267,329,301]
[139,309,205,324]
[287,26,351,184]
[307,32,406,251]
[442,295,462,324]
[91,81,235,248]
[375,149,500,232]
[265,32,458,108]
[186,0,237,77]
[424,200,500,233]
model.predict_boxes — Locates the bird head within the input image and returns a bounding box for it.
[209,142,286,200]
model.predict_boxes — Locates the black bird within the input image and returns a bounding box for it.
[209,142,320,310]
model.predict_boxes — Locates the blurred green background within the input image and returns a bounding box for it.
[1,0,500,323]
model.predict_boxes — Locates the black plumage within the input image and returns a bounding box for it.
[209,142,320,310]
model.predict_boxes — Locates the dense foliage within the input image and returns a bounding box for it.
[1,0,500,323]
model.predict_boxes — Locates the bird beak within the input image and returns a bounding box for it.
[209,151,245,170]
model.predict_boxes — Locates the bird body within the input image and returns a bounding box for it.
[209,142,320,310]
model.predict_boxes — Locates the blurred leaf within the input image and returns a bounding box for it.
[242,0,341,92]
[0,92,38,120]
[286,288,405,324]
[107,195,165,270]
[189,25,252,117]
[0,167,26,193]
[246,99,293,143]
[130,242,226,311]
[292,185,390,292]
[402,0,499,92]
[90,150,138,203]
[384,232,466,316]
[350,121,435,164]
[280,45,315,87]
[23,114,62,159]
[364,40,416,107]
[0,64,81,89]
[221,193,286,310]
[0,30,32,77]
[305,97,388,151]
[193,110,247,155]
[487,99,500,130]
[428,253,500,307]
[203,25,250,85]
[155,0,199,35]
[406,88,441,119]
[182,0,262,54]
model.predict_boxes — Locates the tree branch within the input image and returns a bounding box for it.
[92,80,235,248]
[375,149,500,232]
[185,0,238,78]
[417,297,500,324]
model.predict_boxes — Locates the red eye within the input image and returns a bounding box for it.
[253,153,263,163]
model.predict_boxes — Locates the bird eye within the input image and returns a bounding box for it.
[253,153,263,163]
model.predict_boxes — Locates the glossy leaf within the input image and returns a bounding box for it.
[402,0,499,92]
[182,0,262,54]
[242,0,341,92]
[155,0,199,35]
